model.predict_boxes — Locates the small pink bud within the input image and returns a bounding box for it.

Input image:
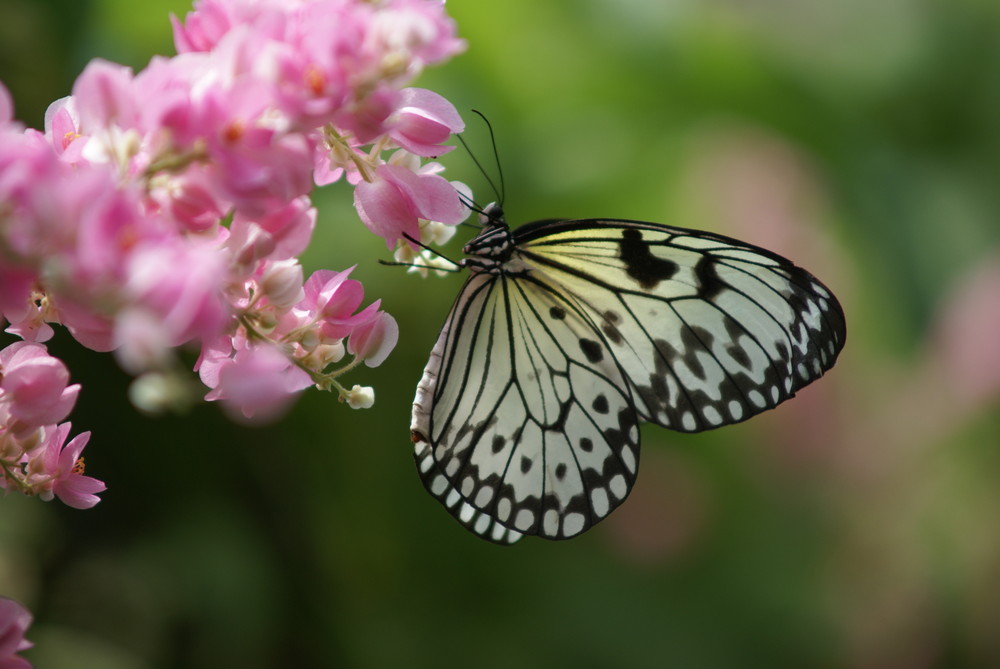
[389,88,464,157]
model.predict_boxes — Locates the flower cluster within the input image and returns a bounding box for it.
[0,0,470,506]
[0,342,104,508]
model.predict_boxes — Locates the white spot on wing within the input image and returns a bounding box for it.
[431,475,447,495]
[591,488,610,517]
[563,513,585,537]
[609,474,627,500]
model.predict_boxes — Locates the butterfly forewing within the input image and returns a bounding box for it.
[412,212,846,543]
[516,220,845,433]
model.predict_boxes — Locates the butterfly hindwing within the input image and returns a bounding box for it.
[412,269,641,543]
[516,219,845,433]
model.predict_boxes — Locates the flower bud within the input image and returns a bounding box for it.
[345,384,374,409]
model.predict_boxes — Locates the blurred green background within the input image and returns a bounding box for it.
[2,0,1000,667]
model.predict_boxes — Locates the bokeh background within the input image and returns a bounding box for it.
[2,0,1000,667]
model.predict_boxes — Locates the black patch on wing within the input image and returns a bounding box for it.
[579,338,604,363]
[619,228,678,289]
[694,255,725,300]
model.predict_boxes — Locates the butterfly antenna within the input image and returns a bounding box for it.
[456,132,502,208]
[377,258,461,273]
[471,109,506,207]
[393,233,462,270]
[455,190,490,229]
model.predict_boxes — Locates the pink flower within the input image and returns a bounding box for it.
[369,0,466,67]
[49,166,151,294]
[199,337,312,421]
[347,311,398,367]
[227,197,317,268]
[0,129,68,261]
[353,163,467,247]
[0,342,80,431]
[151,165,227,233]
[51,299,116,352]
[0,598,32,669]
[26,423,105,509]
[388,88,463,157]
[121,240,229,348]
[72,59,141,132]
[209,125,315,218]
[171,0,242,53]
[0,268,50,343]
[331,88,399,146]
[43,96,88,164]
[300,267,383,340]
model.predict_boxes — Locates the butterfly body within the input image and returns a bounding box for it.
[412,204,845,544]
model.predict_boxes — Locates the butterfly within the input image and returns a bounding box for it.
[411,203,846,543]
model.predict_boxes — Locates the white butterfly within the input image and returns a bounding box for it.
[411,204,846,543]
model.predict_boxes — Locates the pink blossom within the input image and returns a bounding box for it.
[0,342,80,431]
[2,302,55,345]
[354,163,467,247]
[312,144,346,186]
[199,337,312,421]
[51,299,116,352]
[34,165,152,299]
[112,308,173,373]
[347,311,398,367]
[171,0,241,53]
[300,267,380,340]
[72,59,141,132]
[369,0,466,67]
[209,125,315,218]
[331,88,400,146]
[0,598,32,669]
[132,53,216,150]
[43,97,88,163]
[151,166,227,233]
[122,240,229,348]
[171,0,290,55]
[0,268,49,343]
[113,234,231,372]
[26,423,105,509]
[388,88,463,157]
[227,197,317,268]
[0,130,69,261]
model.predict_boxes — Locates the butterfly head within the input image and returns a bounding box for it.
[479,202,506,229]
[463,202,515,273]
